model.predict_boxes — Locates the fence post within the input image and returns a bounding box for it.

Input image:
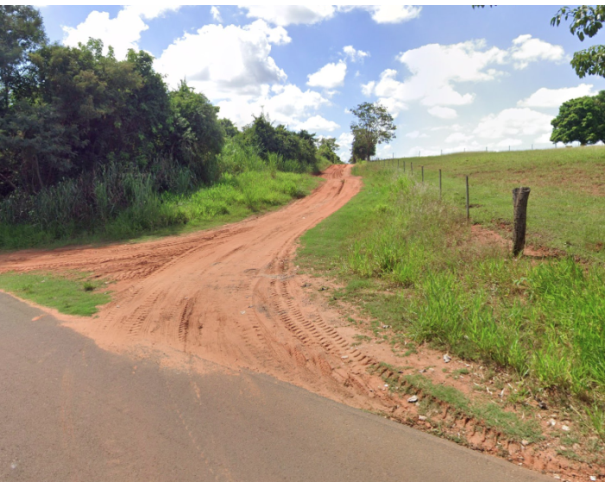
[465,175,470,222]
[512,187,531,257]
[439,169,442,199]
[421,166,424,182]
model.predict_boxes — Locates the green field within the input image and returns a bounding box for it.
[383,146,605,261]
[297,147,605,411]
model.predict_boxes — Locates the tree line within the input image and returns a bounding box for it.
[0,6,341,234]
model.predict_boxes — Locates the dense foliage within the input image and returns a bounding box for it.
[0,6,339,244]
[550,90,605,145]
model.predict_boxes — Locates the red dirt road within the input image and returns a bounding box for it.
[0,165,384,408]
[0,165,590,480]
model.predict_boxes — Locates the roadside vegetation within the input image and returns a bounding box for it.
[297,147,605,415]
[0,6,338,251]
[0,271,110,316]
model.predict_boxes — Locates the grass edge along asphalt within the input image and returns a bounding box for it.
[296,149,605,470]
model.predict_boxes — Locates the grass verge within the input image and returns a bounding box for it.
[0,271,111,316]
[297,158,605,412]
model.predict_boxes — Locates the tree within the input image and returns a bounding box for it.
[350,129,376,163]
[219,118,239,138]
[0,6,46,113]
[349,102,396,161]
[551,6,605,78]
[317,137,341,164]
[550,91,605,145]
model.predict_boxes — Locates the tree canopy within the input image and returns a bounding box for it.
[349,102,396,162]
[551,6,605,78]
[550,91,605,145]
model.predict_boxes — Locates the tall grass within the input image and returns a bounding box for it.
[0,142,320,249]
[299,163,605,401]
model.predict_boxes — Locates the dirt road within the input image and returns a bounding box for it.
[0,165,572,479]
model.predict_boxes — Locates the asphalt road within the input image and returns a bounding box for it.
[0,292,549,481]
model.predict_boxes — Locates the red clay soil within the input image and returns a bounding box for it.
[0,165,599,481]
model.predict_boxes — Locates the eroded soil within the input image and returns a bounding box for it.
[0,165,600,481]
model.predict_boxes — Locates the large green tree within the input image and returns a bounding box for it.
[349,102,396,162]
[550,91,605,145]
[0,5,46,113]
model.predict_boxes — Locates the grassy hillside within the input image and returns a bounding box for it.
[387,146,605,261]
[297,148,605,413]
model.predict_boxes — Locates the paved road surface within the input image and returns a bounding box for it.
[0,292,549,481]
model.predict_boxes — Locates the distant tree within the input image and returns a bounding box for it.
[317,137,341,164]
[0,5,47,113]
[219,118,239,138]
[350,128,376,163]
[550,91,605,145]
[349,102,396,161]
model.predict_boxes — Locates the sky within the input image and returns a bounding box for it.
[36,3,605,162]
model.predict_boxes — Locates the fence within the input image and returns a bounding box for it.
[367,156,534,256]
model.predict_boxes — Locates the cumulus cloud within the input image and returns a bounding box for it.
[210,6,222,23]
[366,5,421,24]
[307,60,347,89]
[240,5,422,26]
[336,131,354,161]
[510,34,565,69]
[216,84,329,129]
[474,108,553,139]
[295,115,339,132]
[362,36,567,117]
[155,20,290,99]
[518,83,596,108]
[62,5,180,59]
[240,5,337,26]
[343,45,369,63]
[428,106,458,119]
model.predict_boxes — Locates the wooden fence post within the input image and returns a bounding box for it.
[512,187,531,257]
[421,166,424,182]
[465,176,470,222]
[439,169,442,199]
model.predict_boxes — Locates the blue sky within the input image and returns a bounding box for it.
[37,4,605,161]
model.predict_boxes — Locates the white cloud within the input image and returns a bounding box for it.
[497,138,522,148]
[343,45,369,62]
[365,5,421,24]
[535,133,552,144]
[216,84,329,129]
[307,60,347,89]
[336,131,354,161]
[295,115,339,132]
[406,130,428,139]
[445,132,473,143]
[156,20,290,99]
[474,108,553,139]
[240,6,336,26]
[344,108,351,114]
[518,84,596,108]
[210,6,222,23]
[62,5,180,59]
[428,106,458,119]
[241,5,422,26]
[510,34,565,69]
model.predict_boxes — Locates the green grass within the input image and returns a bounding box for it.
[297,149,605,408]
[380,146,605,262]
[0,170,319,250]
[0,272,111,316]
